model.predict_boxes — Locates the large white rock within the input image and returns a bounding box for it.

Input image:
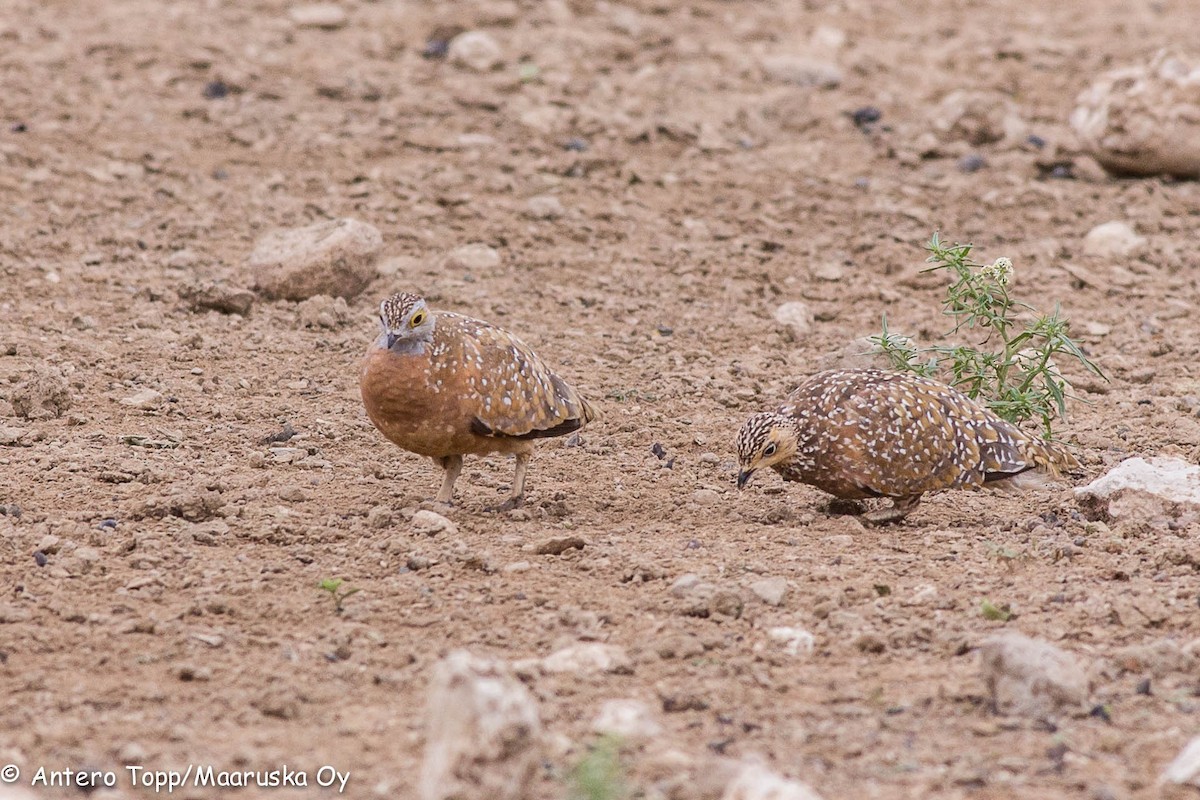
[979,633,1089,717]
[250,218,382,301]
[721,760,825,800]
[1072,50,1200,178]
[1082,221,1146,259]
[773,302,813,336]
[1075,456,1200,522]
[418,651,541,800]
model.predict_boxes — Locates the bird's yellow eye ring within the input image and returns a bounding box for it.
[763,443,777,457]
[410,311,426,328]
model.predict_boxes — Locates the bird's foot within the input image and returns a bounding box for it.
[859,495,920,526]
[859,507,909,526]
[490,496,525,513]
[826,499,866,516]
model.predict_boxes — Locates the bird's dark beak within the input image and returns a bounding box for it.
[737,469,753,490]
[385,332,399,349]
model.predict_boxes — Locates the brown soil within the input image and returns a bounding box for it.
[3,1,1200,798]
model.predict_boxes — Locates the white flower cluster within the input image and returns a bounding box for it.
[981,256,1013,286]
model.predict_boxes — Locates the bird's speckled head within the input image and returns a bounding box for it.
[378,292,435,351]
[735,411,798,489]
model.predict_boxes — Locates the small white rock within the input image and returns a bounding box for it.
[121,388,164,410]
[773,301,813,335]
[411,510,457,537]
[669,573,701,597]
[1082,220,1146,259]
[767,627,815,657]
[1160,736,1200,786]
[525,195,564,219]
[748,577,788,607]
[691,488,721,506]
[289,3,347,29]
[760,55,841,89]
[979,633,1089,717]
[541,642,631,675]
[448,31,503,72]
[443,243,501,273]
[591,699,662,743]
[721,759,825,800]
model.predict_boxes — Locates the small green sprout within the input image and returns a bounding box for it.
[568,735,627,800]
[980,599,1013,622]
[318,578,361,614]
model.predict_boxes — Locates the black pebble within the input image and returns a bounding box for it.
[10,122,27,133]
[98,518,118,530]
[650,442,666,460]
[1135,678,1152,695]
[958,153,987,173]
[1026,134,1047,149]
[850,106,882,130]
[563,137,589,152]
[203,81,229,100]
[33,551,47,567]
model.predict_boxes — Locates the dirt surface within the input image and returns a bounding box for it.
[3,1,1200,798]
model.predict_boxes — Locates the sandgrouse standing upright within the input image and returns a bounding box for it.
[735,368,1079,524]
[360,292,597,509]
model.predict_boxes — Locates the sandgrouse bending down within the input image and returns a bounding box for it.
[360,292,597,510]
[735,368,1079,524]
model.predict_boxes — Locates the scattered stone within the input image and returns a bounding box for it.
[366,505,393,530]
[419,651,541,800]
[979,633,1090,717]
[179,280,256,315]
[525,195,564,219]
[121,388,165,411]
[10,369,72,419]
[134,490,225,522]
[1075,456,1200,523]
[443,243,501,273]
[541,642,632,675]
[655,632,705,660]
[773,301,813,336]
[767,627,815,657]
[1161,736,1200,787]
[411,510,457,537]
[748,577,788,607]
[249,218,382,301]
[289,3,347,29]
[760,55,841,88]
[669,574,702,597]
[296,294,351,328]
[1113,639,1195,678]
[660,690,709,713]
[1071,50,1200,179]
[720,759,825,800]
[448,31,503,72]
[1082,221,1146,259]
[534,535,585,555]
[166,249,200,269]
[811,262,845,282]
[592,699,661,743]
[933,89,1023,146]
[958,153,987,173]
[691,488,721,506]
[709,590,744,619]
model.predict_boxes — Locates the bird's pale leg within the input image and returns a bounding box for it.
[861,494,921,525]
[435,455,463,504]
[494,452,530,512]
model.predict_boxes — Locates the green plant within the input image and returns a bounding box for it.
[872,233,1105,436]
[318,577,361,614]
[568,736,627,800]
